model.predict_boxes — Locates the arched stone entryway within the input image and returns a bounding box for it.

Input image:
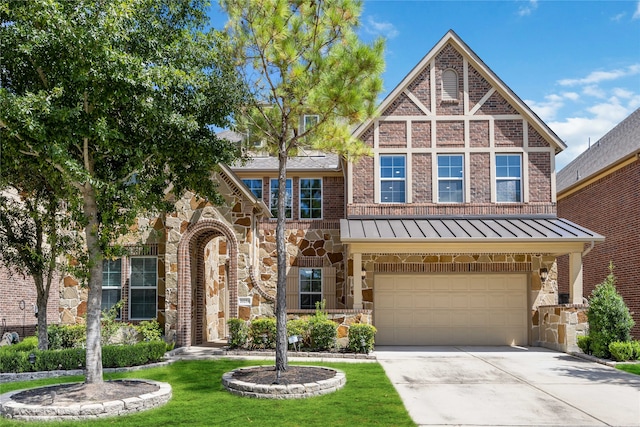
[177,219,238,347]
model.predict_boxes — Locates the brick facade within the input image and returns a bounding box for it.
[0,266,59,338]
[558,160,640,338]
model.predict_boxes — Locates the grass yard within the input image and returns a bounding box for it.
[0,360,415,427]
[617,363,640,376]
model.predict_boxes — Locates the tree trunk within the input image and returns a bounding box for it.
[35,276,49,350]
[83,185,104,385]
[274,143,288,376]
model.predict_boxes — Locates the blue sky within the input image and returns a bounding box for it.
[210,1,640,170]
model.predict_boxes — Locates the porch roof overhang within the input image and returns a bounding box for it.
[340,217,604,254]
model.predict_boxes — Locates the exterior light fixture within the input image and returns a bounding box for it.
[540,268,548,281]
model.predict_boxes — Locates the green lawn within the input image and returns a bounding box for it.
[0,360,415,427]
[617,363,640,376]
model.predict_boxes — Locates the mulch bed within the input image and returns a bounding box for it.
[231,366,335,385]
[10,380,158,406]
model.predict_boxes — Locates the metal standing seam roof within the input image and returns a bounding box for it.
[340,217,604,242]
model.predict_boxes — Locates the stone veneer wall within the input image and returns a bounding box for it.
[351,253,558,344]
[536,304,588,353]
[256,220,345,311]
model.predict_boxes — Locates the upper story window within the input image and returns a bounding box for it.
[442,69,458,101]
[299,268,322,309]
[102,258,122,317]
[380,155,406,203]
[129,257,157,320]
[299,178,322,219]
[242,178,263,199]
[303,115,319,132]
[496,154,522,202]
[437,154,464,203]
[270,178,293,218]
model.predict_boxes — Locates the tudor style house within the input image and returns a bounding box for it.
[557,108,640,338]
[6,30,602,352]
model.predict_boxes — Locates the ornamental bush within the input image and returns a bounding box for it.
[587,263,635,358]
[609,341,633,362]
[631,340,640,360]
[286,318,310,349]
[577,335,591,355]
[47,324,86,349]
[227,318,248,349]
[249,318,277,349]
[347,324,377,353]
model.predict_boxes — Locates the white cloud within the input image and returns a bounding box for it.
[552,101,633,170]
[583,85,606,98]
[518,0,538,16]
[562,92,580,101]
[558,64,640,86]
[633,1,640,19]
[611,12,626,22]
[526,95,564,121]
[612,88,634,98]
[364,16,399,39]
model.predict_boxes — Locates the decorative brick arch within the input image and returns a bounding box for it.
[177,219,238,347]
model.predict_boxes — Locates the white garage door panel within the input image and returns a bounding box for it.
[374,274,527,346]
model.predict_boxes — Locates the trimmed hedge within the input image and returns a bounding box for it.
[0,341,167,373]
[609,341,633,362]
[227,318,249,349]
[249,318,277,349]
[347,324,377,353]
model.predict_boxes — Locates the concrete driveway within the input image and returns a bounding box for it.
[375,346,640,426]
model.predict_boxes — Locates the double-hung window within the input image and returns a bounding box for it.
[380,155,406,203]
[242,179,263,199]
[270,178,293,218]
[299,268,322,309]
[496,154,522,202]
[437,154,464,203]
[129,257,157,320]
[299,178,322,219]
[102,259,122,318]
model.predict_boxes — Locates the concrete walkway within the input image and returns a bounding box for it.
[376,346,640,426]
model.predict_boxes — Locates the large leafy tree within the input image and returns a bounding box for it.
[0,153,80,351]
[221,0,384,376]
[1,0,245,385]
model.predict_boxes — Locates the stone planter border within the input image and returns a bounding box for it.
[222,365,345,399]
[0,379,171,421]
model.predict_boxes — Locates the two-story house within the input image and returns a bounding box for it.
[48,30,602,352]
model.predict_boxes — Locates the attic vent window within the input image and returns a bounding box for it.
[442,69,458,102]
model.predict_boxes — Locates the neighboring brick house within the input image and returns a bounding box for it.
[2,30,602,352]
[557,108,640,338]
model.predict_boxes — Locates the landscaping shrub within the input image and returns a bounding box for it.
[609,341,633,362]
[227,318,249,349]
[631,340,640,360]
[8,336,38,352]
[136,319,163,342]
[347,324,377,353]
[249,318,277,349]
[47,324,86,349]
[0,341,167,373]
[587,263,635,358]
[307,301,337,351]
[577,335,591,355]
[287,318,310,349]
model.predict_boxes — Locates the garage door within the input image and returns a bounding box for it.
[374,274,527,346]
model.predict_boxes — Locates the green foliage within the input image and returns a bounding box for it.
[347,324,377,353]
[587,263,635,358]
[249,318,277,349]
[309,319,338,351]
[47,324,86,350]
[286,318,310,348]
[577,335,592,355]
[1,0,246,382]
[101,300,125,345]
[227,318,249,349]
[136,320,163,342]
[609,341,634,362]
[0,341,166,373]
[9,336,39,352]
[631,341,640,360]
